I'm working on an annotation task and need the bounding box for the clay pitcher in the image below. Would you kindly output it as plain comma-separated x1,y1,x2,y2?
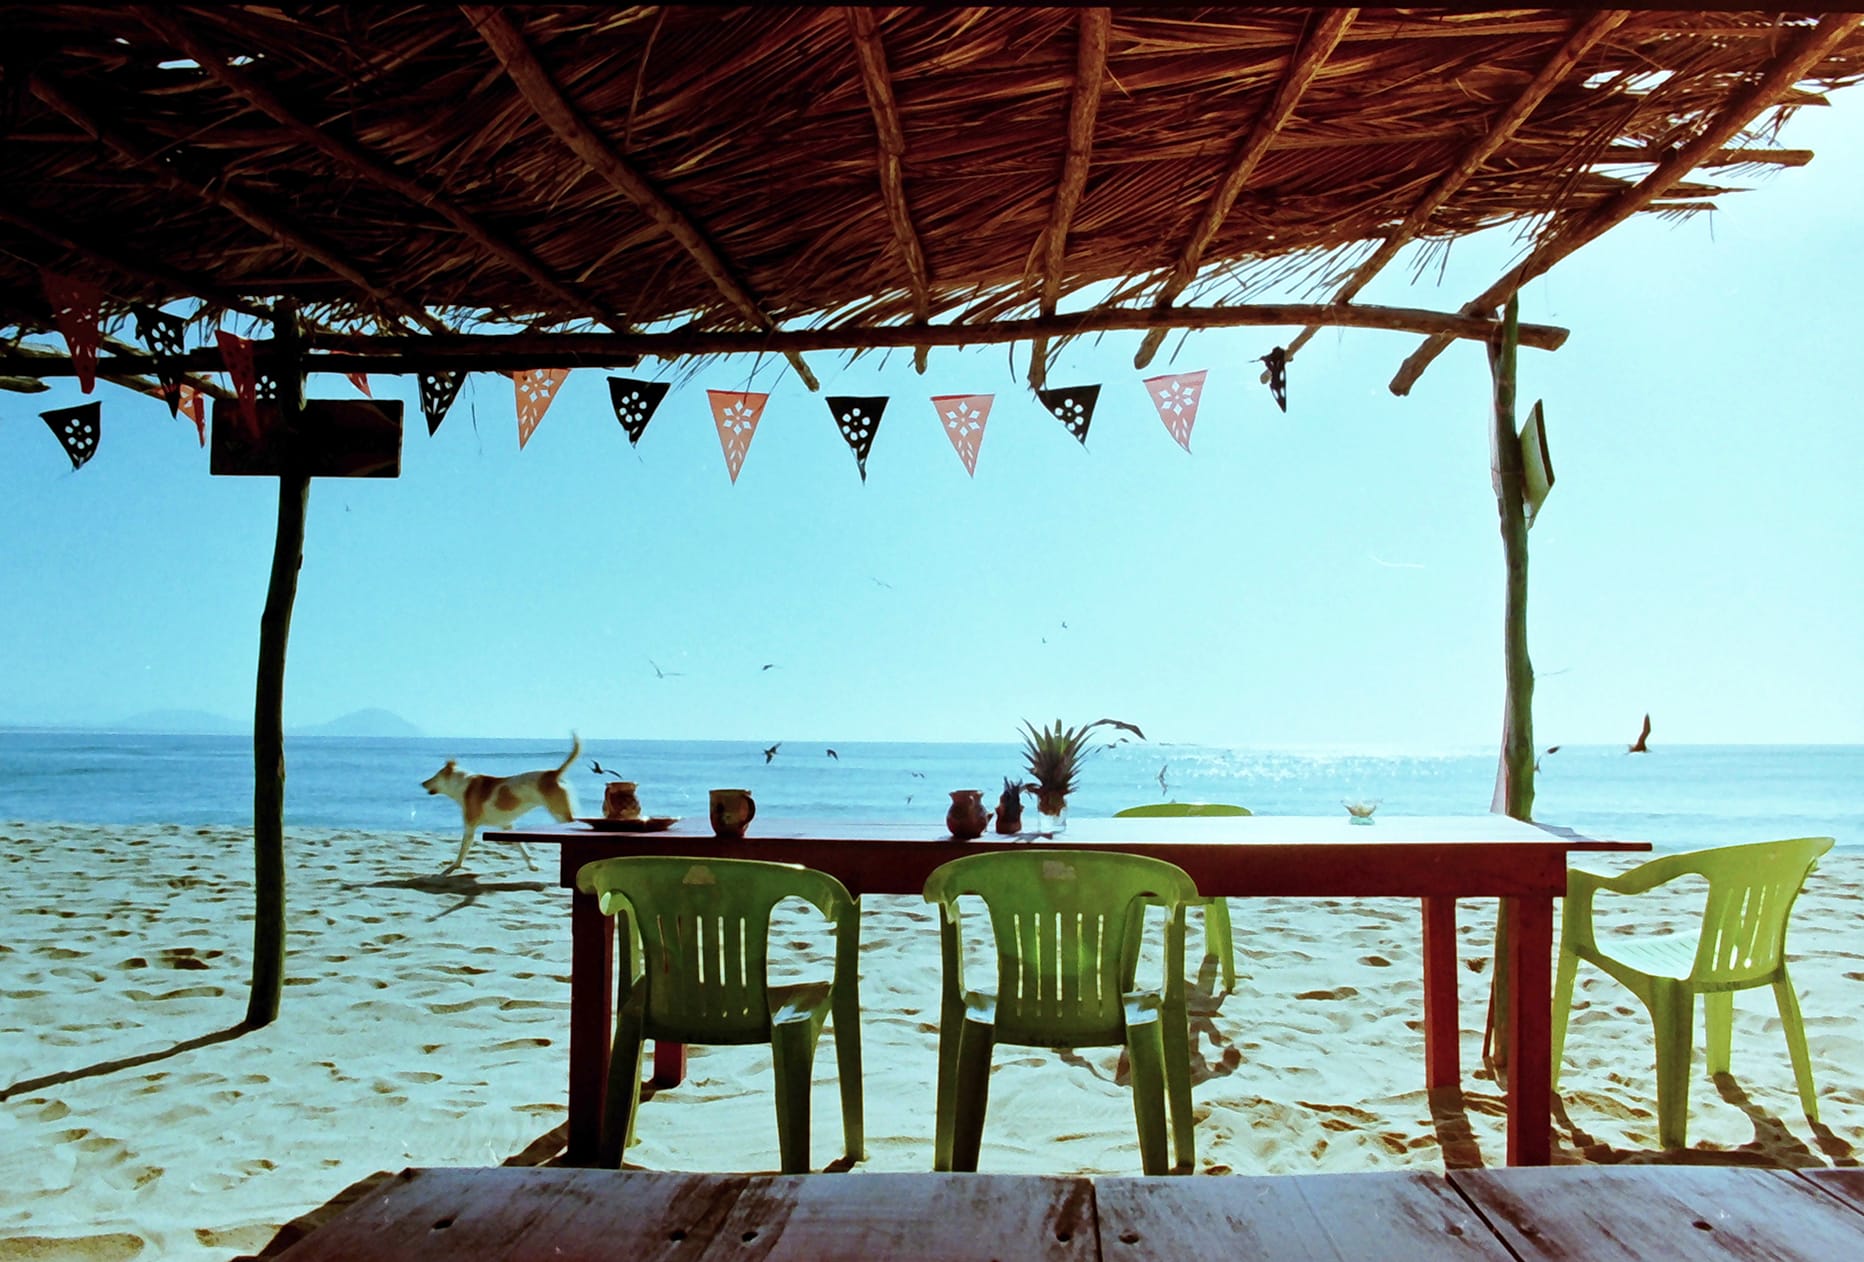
946,789,991,840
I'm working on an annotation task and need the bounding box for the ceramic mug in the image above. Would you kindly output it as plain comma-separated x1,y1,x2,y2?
710,788,756,838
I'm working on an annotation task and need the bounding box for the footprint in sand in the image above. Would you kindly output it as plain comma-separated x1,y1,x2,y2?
0,1233,148,1261
1293,986,1359,1001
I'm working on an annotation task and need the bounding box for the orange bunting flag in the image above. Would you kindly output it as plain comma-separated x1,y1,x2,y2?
41,270,103,394
347,371,373,397
513,368,569,448
931,393,993,476
216,330,260,436
706,389,768,483
176,384,207,445
1143,370,1207,452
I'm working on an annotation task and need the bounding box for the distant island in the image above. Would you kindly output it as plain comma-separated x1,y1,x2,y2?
88,707,425,738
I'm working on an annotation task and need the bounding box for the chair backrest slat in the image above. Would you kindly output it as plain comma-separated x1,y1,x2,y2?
1679,837,1833,986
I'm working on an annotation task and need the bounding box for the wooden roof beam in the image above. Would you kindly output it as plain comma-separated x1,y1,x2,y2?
1390,12,1862,396
1132,8,1355,370
129,6,634,336
1282,10,1627,365
0,203,274,320
2,300,1568,379
29,72,447,335
463,5,819,390
1027,7,1110,391
845,7,933,374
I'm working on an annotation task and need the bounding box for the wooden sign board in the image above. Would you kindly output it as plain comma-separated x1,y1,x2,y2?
211,399,402,477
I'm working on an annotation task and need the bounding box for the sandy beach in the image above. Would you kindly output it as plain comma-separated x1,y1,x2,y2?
2,821,1858,1260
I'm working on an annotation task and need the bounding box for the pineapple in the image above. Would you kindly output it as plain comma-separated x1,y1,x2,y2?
1018,716,1144,816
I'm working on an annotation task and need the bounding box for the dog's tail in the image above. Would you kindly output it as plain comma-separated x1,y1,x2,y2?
556,731,582,776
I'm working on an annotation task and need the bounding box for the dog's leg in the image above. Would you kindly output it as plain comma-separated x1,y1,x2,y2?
514,837,537,871
443,824,475,874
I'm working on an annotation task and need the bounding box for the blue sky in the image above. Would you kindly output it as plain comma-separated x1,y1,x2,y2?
3,104,1860,749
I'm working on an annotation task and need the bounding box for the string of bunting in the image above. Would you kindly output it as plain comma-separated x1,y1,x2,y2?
13,324,1301,477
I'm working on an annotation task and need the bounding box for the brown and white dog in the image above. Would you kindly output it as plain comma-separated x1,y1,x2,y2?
421,734,580,874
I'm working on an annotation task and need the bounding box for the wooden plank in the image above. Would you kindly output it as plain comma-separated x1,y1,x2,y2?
1096,1171,1510,1260
705,1173,1097,1262
273,1168,746,1262
1798,1168,1864,1217
1453,1167,1864,1261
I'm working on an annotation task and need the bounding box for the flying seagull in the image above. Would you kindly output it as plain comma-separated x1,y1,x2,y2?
1628,714,1651,754
826,749,839,760
909,770,925,779
761,663,778,671
763,742,781,763
590,759,622,777
1157,762,1169,795
648,658,685,679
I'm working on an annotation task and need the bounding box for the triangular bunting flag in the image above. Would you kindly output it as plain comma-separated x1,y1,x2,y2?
1035,384,1100,446
1259,346,1287,412
41,401,100,470
706,389,768,483
1143,370,1207,452
41,270,102,394
826,395,886,481
216,330,260,436
608,377,669,446
419,371,463,436
131,305,186,417
176,384,206,445
513,368,569,448
931,393,993,476
347,371,373,398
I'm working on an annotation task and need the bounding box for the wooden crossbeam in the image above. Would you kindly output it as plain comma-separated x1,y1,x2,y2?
1390,11,1863,396
463,5,820,390
8,335,230,402
29,72,447,335
845,7,933,373
1028,7,1111,391
1132,8,1355,370
1282,11,1627,364
131,6,635,335
0,203,273,320
0,300,1568,380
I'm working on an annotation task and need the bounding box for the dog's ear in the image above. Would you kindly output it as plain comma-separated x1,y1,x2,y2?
443,759,457,771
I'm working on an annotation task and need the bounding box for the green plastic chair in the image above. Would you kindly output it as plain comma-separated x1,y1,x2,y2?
1552,836,1834,1150
575,856,864,1173
1115,802,1248,992
922,850,1200,1175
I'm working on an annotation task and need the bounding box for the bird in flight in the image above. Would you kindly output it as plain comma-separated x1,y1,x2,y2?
909,770,925,779
870,576,893,589
648,658,685,679
1628,715,1651,754
763,742,781,763
1157,762,1169,795
825,749,839,760
761,663,778,671
590,759,622,777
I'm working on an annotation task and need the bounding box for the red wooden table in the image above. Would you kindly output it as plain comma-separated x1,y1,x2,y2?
489,815,1645,1167
270,1166,1864,1260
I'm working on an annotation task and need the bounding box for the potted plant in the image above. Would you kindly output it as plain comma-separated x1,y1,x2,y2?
1018,716,1144,834
994,776,1028,835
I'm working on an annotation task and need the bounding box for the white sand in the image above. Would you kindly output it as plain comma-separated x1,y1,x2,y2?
2,822,1858,1260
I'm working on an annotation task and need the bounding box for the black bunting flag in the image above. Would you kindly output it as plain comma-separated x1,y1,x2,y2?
607,377,670,446
1035,383,1100,446
132,306,187,418
41,401,100,470
419,371,464,436
1259,346,1288,413
826,395,887,481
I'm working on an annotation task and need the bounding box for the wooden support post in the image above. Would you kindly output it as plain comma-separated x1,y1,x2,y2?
1484,295,1536,1075
245,307,310,1028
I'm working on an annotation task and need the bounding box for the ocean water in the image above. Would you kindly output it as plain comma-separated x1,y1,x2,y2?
0,732,1855,852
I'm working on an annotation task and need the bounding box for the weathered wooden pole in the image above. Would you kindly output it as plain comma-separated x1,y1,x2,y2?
245,306,310,1028
1484,294,1536,1074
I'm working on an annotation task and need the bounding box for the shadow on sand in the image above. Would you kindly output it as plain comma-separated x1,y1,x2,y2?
363,871,553,918
1549,1074,1856,1167
0,1020,253,1102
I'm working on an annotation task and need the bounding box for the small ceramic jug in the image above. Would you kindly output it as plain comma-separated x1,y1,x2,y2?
603,781,641,821
947,789,991,840
710,788,756,838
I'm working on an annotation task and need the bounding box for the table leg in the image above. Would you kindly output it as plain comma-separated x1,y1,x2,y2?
652,1041,687,1087
1503,894,1553,1166
567,886,614,1166
1421,897,1459,1089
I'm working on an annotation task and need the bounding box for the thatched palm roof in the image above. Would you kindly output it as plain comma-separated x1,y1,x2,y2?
3,6,1862,392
